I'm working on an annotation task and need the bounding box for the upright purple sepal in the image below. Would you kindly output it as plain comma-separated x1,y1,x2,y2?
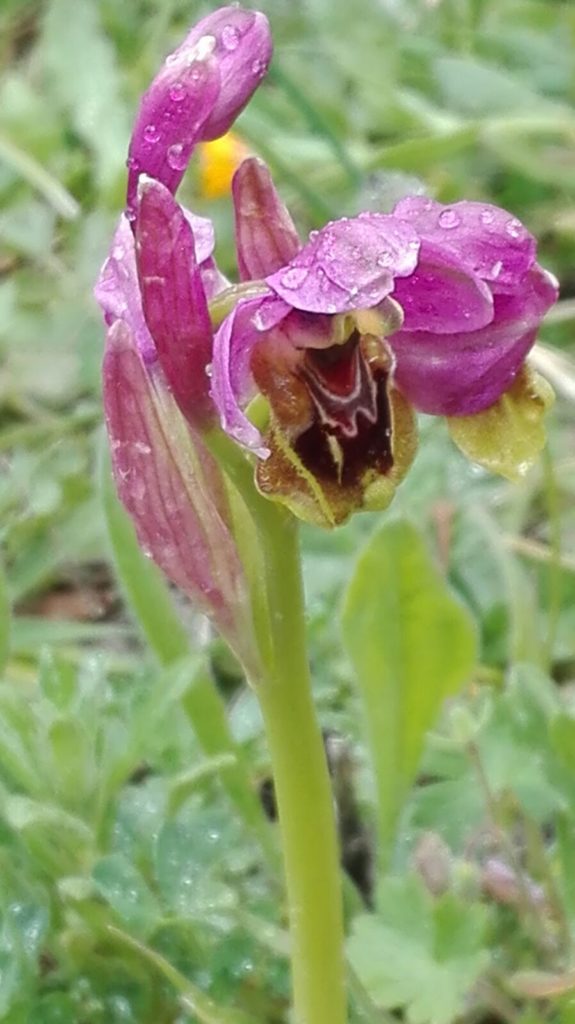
233,157,300,279
136,177,214,425
126,6,272,217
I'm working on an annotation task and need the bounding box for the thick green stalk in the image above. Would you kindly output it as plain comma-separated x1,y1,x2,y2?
257,516,347,1024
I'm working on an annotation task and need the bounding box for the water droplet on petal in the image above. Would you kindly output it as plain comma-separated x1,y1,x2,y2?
506,217,522,239
221,24,240,50
144,124,160,144
490,259,503,279
251,58,266,76
438,208,460,229
280,267,308,289
167,143,187,170
112,245,125,261
377,250,393,268
205,362,213,378
169,82,186,103
480,207,495,225
126,155,139,171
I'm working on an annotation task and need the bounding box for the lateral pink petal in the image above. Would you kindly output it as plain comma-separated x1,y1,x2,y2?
233,158,300,280
136,178,214,426
211,293,289,455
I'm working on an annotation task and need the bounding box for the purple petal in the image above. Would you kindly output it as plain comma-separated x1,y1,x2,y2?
182,8,272,142
126,7,272,216
127,49,220,220
103,319,251,649
390,266,558,415
233,157,300,280
180,207,216,264
211,293,290,455
95,216,157,363
393,196,536,289
391,240,494,334
267,213,420,314
135,178,214,426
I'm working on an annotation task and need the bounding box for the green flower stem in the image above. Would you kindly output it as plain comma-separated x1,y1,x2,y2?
206,429,347,1024
256,515,347,1024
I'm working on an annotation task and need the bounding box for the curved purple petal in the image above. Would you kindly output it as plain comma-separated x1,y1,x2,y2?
126,7,271,217
390,266,558,415
267,213,420,314
391,240,494,334
127,50,220,220
183,8,272,142
233,157,300,280
135,177,214,427
211,293,292,455
393,196,536,289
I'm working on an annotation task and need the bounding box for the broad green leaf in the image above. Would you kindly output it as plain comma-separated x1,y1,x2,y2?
341,518,477,864
93,854,161,937
448,366,555,481
348,875,489,1024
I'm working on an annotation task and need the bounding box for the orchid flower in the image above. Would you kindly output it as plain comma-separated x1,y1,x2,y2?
211,160,558,525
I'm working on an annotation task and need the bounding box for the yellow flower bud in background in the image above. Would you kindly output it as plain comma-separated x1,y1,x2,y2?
199,133,251,199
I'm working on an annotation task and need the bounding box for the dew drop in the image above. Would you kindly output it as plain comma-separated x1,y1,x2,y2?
438,208,460,229
169,82,186,103
506,217,522,239
167,143,187,170
205,362,213,378
221,24,240,50
280,267,308,289
490,259,503,279
480,207,495,225
126,206,137,223
112,245,125,261
251,58,266,76
377,250,393,268
126,155,139,171
144,123,160,144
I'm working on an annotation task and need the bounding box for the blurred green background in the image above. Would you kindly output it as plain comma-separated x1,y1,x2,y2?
1,0,575,1022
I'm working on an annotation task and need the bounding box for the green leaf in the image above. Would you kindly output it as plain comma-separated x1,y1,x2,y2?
448,366,555,482
341,518,477,865
434,56,554,117
41,0,129,188
93,854,161,937
48,717,96,809
0,554,10,674
348,875,489,1024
